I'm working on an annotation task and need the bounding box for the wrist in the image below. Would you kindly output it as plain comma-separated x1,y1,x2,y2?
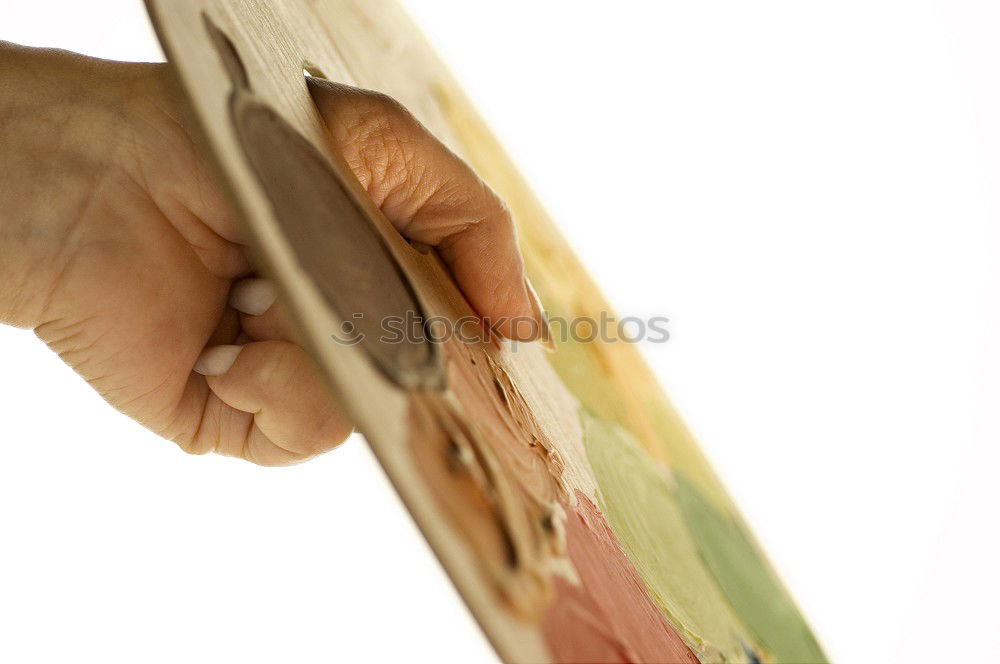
0,42,138,327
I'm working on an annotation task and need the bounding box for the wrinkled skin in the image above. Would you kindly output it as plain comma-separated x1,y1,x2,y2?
0,43,545,465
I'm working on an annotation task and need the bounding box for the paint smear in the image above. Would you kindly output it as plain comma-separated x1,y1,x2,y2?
436,78,823,660
406,324,703,661
675,475,827,663
581,408,757,662
436,84,738,517
543,490,699,664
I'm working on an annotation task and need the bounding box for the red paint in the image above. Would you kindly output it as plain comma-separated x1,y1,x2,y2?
543,491,698,664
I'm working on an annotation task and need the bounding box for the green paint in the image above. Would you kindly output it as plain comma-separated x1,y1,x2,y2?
581,408,754,663
528,279,825,661
538,306,737,517
675,475,827,663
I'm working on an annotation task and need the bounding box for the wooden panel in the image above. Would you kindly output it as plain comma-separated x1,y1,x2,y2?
144,2,825,662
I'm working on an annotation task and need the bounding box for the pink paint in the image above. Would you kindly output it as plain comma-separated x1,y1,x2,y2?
543,491,698,664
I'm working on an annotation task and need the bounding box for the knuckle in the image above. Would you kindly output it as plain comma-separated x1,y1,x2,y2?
335,91,425,199
484,188,513,225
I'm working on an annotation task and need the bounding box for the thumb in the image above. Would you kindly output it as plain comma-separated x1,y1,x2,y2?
308,79,550,344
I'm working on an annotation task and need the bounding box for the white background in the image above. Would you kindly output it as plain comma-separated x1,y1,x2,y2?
2,1,999,662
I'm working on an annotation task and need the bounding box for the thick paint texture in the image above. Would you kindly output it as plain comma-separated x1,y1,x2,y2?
581,408,757,663
407,335,703,661
675,476,827,663
543,491,699,664
437,61,824,663
443,86,737,517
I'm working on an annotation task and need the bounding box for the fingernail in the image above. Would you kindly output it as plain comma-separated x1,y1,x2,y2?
229,278,277,316
193,344,243,376
523,276,556,351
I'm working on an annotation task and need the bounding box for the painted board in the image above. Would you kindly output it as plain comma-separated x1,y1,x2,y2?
144,1,827,662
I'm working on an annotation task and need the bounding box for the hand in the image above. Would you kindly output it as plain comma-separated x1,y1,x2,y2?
0,43,546,465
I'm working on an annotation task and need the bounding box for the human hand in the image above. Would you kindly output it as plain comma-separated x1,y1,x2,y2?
0,43,546,465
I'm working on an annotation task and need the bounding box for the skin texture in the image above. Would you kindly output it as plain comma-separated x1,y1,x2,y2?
0,42,545,465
